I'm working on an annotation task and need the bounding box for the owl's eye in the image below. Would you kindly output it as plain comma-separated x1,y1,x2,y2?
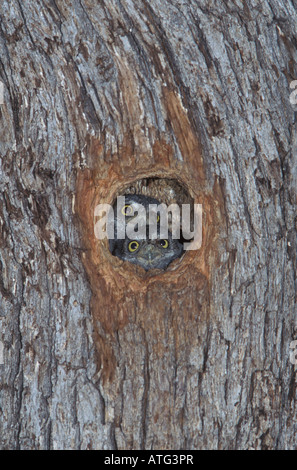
128,241,140,252
159,239,169,248
121,205,133,216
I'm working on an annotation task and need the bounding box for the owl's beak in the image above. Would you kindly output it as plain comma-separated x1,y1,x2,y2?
139,244,160,265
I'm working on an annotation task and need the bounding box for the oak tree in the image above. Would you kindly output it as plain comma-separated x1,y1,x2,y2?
0,0,296,450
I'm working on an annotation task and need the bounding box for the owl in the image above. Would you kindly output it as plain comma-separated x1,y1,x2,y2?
110,226,184,271
109,194,184,271
108,194,161,247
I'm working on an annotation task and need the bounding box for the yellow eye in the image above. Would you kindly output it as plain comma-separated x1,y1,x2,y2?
121,204,133,216
128,241,139,252
159,239,169,248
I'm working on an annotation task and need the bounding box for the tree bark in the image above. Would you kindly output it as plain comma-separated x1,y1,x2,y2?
0,0,296,450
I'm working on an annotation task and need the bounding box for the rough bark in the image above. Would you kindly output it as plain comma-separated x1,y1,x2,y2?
0,0,297,450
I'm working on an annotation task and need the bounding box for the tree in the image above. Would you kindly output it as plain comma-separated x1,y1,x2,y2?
0,0,296,450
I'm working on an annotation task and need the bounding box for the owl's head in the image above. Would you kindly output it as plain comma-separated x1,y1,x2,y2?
111,231,184,271
114,193,161,224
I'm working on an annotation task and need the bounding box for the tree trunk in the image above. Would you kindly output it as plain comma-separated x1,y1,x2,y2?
0,0,296,450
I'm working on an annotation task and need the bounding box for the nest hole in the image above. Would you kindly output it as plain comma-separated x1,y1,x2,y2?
108,177,195,272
